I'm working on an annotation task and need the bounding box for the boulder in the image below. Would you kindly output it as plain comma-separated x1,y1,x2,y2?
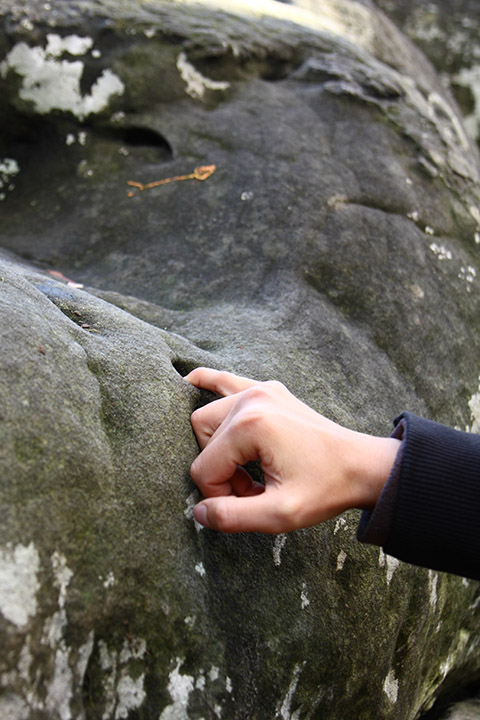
1,1,480,718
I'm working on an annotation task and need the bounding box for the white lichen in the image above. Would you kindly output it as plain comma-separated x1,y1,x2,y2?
333,517,348,534
0,694,29,719
209,666,220,682
98,641,117,720
103,571,116,589
45,647,73,720
469,595,480,611
468,377,480,433
41,552,75,720
51,551,73,609
42,609,66,649
336,550,347,571
0,158,20,199
429,242,452,260
114,673,146,719
439,630,471,680
428,571,438,610
379,550,400,585
21,18,34,32
0,37,124,119
176,51,230,99
194,562,206,577
458,265,477,289
383,670,399,704
119,636,146,664
300,581,310,609
159,658,195,720
184,492,204,532
98,637,147,719
273,534,287,566
0,543,40,628
277,663,305,720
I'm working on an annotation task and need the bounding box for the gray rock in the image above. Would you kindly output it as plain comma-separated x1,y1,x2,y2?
372,0,480,145
445,698,480,720
1,1,480,718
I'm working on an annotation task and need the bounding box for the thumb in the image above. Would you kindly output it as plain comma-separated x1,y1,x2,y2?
193,491,295,534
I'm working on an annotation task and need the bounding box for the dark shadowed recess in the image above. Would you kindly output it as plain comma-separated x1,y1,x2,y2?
419,677,480,719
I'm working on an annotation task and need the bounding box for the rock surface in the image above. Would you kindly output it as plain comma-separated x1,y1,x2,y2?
445,698,480,720
373,0,480,145
1,1,480,718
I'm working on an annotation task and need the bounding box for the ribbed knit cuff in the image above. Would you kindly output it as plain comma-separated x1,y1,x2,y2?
358,412,480,580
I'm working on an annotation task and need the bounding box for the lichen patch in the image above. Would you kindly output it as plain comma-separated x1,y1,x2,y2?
176,51,230,99
0,158,20,201
379,550,400,585
429,242,452,260
114,673,146,720
0,38,124,119
336,550,347,571
383,669,399,704
160,657,195,720
277,662,305,720
428,571,438,610
468,377,480,432
0,542,40,628
300,581,310,609
273,533,287,566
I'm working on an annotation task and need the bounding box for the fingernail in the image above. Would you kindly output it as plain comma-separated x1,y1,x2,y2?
194,503,208,527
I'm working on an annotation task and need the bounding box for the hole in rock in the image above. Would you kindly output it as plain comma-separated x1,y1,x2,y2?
172,358,197,377
419,677,480,719
98,125,173,157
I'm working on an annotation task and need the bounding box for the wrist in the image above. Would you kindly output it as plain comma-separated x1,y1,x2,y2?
347,432,401,511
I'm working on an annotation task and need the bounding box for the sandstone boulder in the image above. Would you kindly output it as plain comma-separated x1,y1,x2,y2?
1,1,480,718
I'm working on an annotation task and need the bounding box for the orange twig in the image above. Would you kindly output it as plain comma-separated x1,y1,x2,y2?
127,164,216,197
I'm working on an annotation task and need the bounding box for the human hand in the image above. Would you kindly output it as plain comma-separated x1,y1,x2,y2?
185,368,400,533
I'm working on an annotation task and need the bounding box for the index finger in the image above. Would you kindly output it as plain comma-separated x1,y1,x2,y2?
184,367,258,397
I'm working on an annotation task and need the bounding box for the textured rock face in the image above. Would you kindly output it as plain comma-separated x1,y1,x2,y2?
373,0,480,146
1,1,480,718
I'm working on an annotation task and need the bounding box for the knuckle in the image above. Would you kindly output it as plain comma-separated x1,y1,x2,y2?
243,380,286,403
233,407,264,434
264,380,286,393
214,370,232,392
190,455,204,485
274,496,302,532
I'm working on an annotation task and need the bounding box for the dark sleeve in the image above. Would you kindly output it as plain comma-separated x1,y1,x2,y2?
357,411,480,581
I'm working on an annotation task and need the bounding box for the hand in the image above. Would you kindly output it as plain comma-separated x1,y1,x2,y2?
185,368,400,534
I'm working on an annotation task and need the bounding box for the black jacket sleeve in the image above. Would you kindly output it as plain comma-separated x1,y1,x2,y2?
357,412,480,581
